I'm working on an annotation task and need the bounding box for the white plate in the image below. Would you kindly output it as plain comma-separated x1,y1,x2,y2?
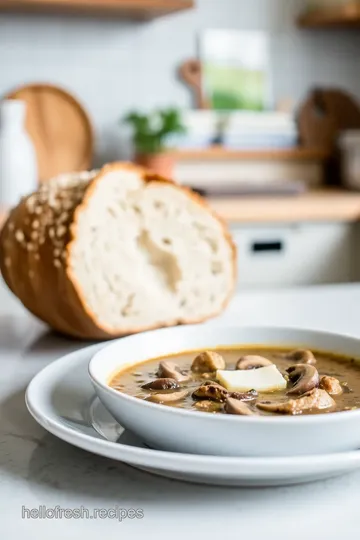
26,342,360,487
89,325,360,457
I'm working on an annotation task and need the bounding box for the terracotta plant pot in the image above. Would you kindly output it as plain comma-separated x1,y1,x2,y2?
135,153,174,178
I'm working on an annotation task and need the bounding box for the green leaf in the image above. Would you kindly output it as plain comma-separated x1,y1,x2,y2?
122,107,186,155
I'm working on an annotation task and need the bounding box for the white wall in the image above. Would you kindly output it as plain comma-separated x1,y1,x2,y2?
1,0,360,164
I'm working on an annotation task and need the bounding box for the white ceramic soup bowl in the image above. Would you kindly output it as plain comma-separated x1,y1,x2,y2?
89,325,360,457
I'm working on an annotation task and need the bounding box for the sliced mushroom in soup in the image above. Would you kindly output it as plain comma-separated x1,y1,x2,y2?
109,346,360,415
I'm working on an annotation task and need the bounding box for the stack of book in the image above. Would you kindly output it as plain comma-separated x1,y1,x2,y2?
170,111,298,150
223,112,298,150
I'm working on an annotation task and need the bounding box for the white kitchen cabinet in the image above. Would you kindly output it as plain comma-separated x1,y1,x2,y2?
231,222,358,288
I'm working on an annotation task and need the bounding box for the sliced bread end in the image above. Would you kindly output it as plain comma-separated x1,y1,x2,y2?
67,163,236,335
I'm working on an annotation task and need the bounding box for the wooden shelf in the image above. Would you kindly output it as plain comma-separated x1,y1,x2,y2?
168,147,329,162
298,2,360,28
209,189,360,224
0,0,194,19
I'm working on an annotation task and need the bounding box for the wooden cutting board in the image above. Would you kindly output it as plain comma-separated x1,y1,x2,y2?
298,88,360,150
5,83,94,182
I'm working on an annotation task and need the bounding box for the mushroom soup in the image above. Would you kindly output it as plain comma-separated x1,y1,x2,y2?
109,347,360,416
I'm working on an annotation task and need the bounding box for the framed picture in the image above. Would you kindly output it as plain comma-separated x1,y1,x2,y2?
200,30,272,111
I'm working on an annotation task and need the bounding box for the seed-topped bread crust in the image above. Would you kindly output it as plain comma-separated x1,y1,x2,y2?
0,162,236,339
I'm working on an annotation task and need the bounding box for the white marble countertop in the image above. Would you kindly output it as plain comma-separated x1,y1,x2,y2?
2,277,360,538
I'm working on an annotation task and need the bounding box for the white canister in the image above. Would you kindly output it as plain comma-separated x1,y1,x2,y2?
339,130,360,190
0,99,38,209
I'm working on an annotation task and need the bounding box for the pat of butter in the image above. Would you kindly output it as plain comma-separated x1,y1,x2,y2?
216,365,287,393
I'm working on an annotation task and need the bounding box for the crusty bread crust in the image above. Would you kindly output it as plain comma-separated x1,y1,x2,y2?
0,162,236,339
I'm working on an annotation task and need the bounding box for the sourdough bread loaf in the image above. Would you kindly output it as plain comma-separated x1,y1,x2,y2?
0,163,236,339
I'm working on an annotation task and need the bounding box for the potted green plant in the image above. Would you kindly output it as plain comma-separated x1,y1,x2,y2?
123,108,186,177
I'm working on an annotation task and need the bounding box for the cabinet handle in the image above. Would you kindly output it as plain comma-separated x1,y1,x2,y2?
251,241,284,253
